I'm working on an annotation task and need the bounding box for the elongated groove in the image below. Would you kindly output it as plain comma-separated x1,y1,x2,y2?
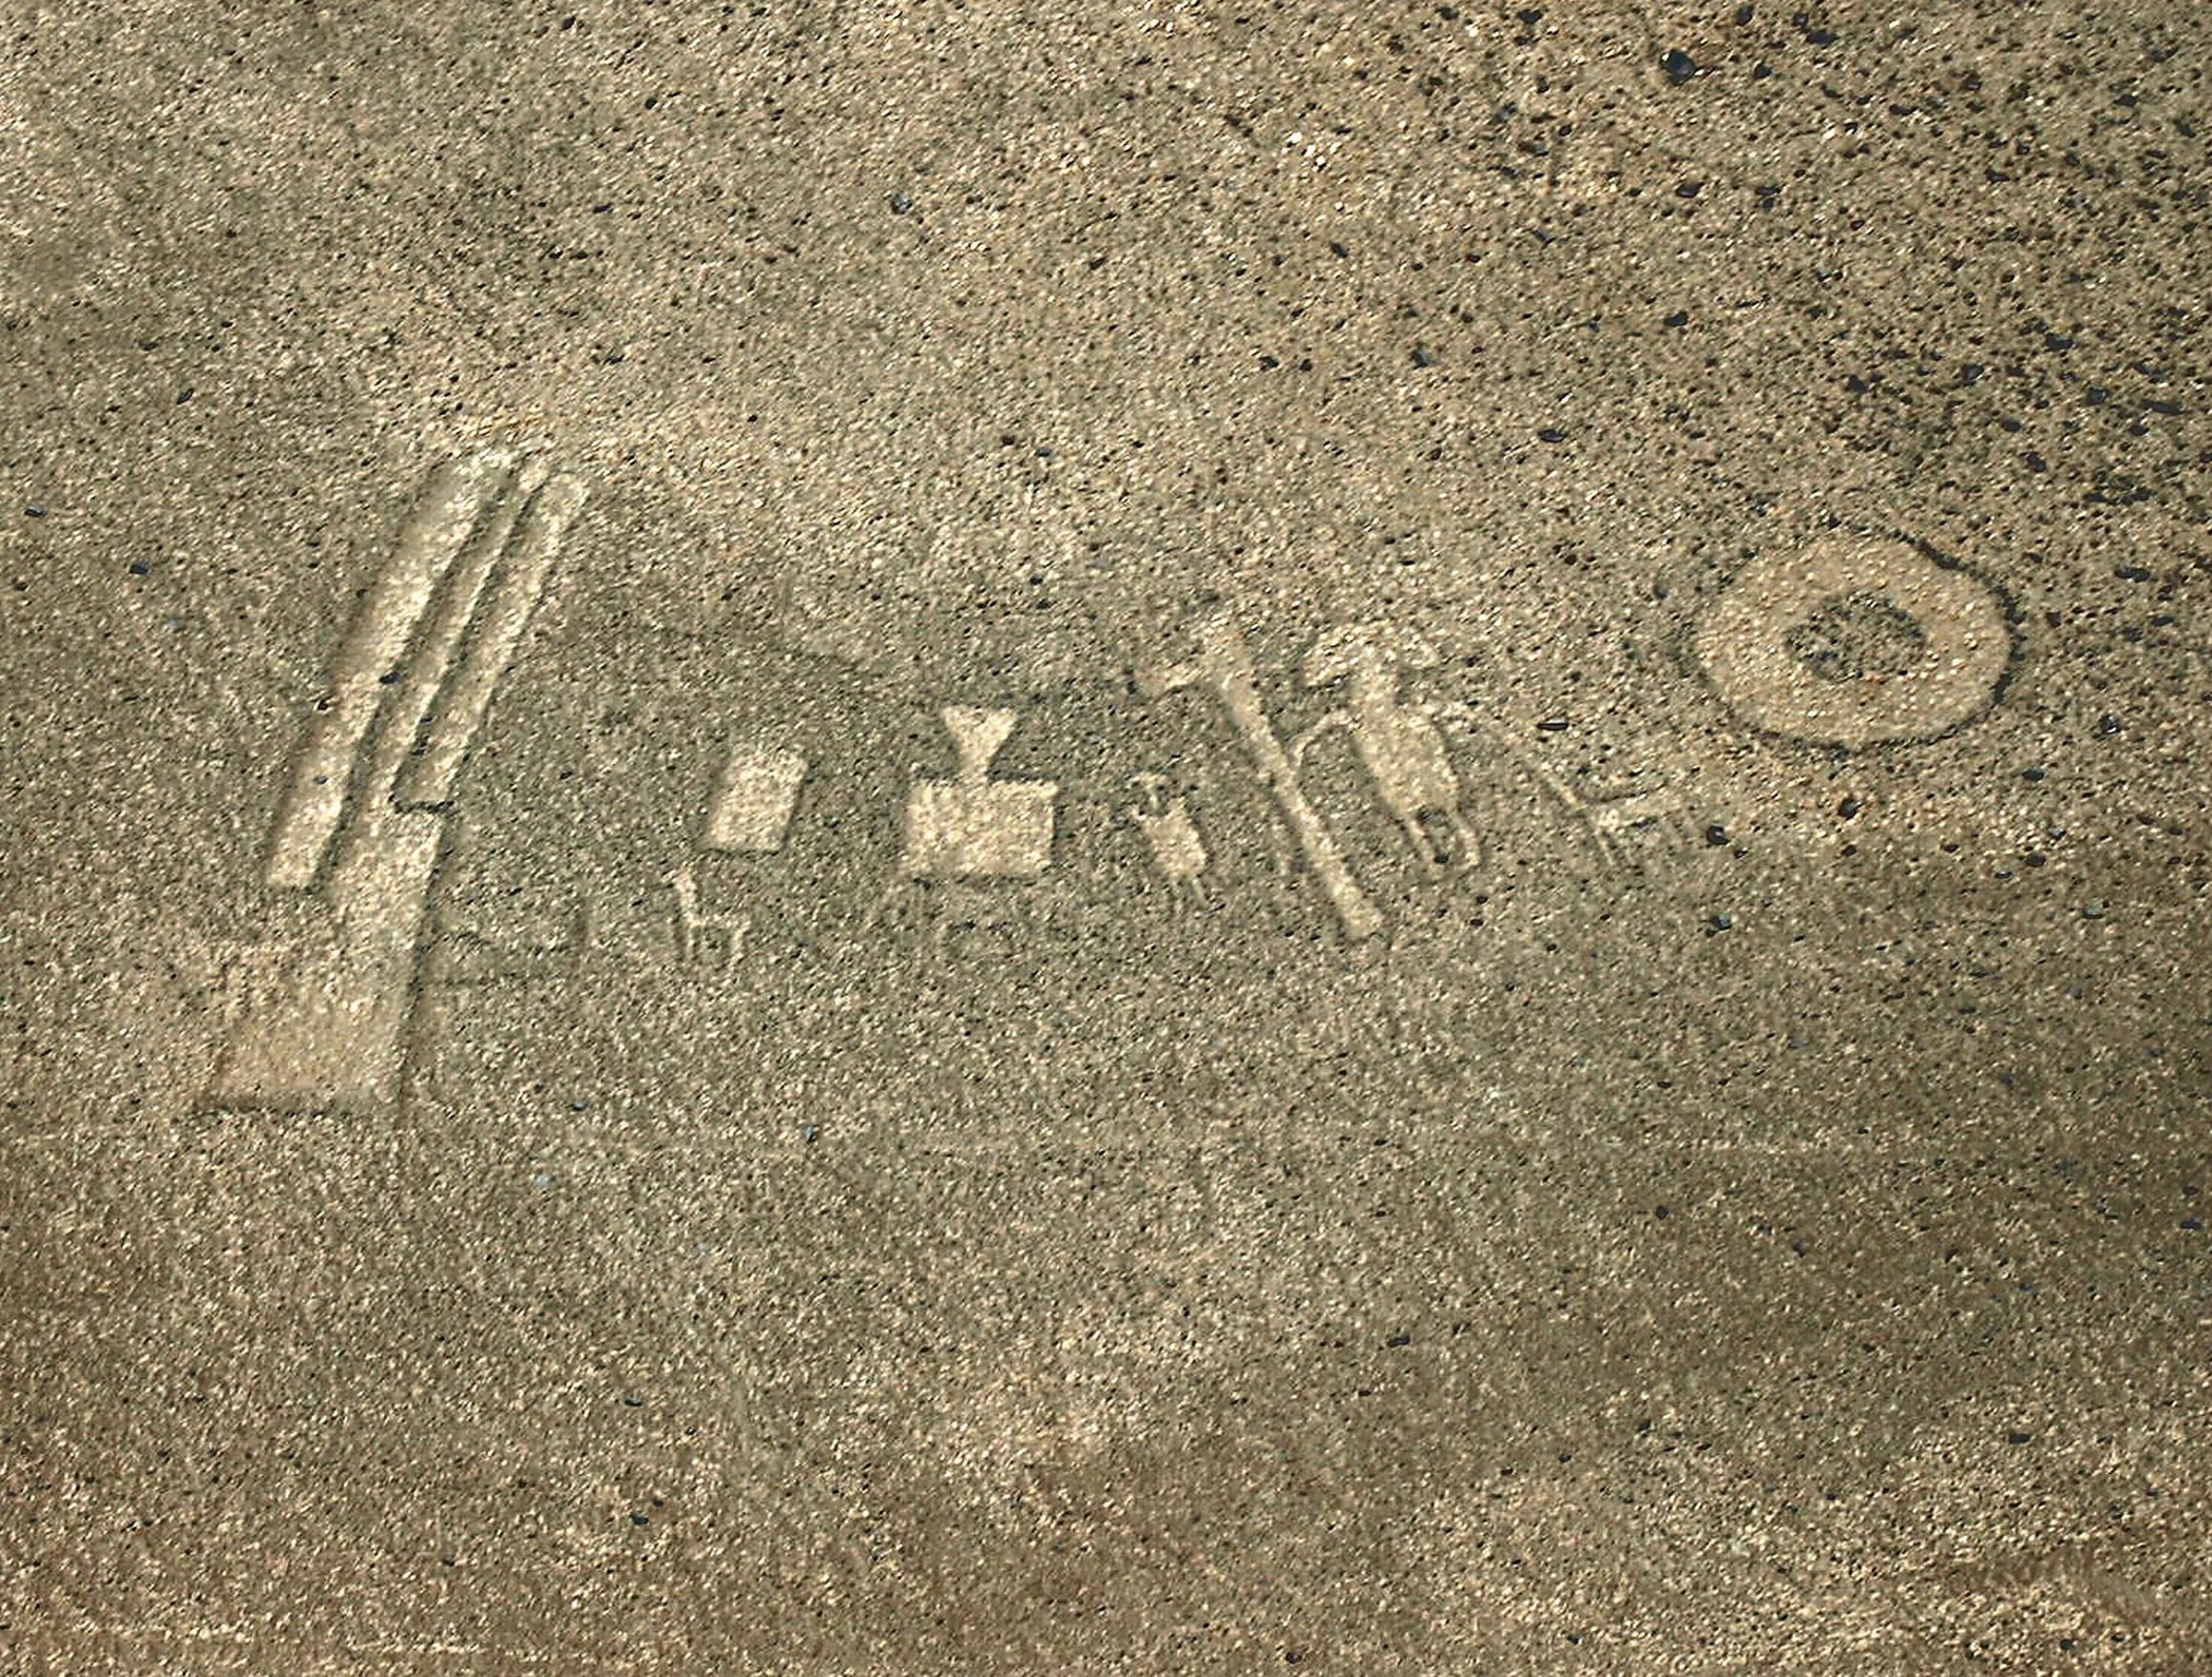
359,455,551,812
262,450,517,889
396,474,588,809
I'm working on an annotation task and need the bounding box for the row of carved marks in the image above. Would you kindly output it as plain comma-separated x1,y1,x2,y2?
1136,614,1689,940
207,455,2017,1111
660,629,1685,967
658,535,2016,952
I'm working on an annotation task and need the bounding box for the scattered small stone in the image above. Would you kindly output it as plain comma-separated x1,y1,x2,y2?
887,192,914,214
1536,427,1567,443
1704,823,1728,846
1660,48,1699,84
1536,716,1570,731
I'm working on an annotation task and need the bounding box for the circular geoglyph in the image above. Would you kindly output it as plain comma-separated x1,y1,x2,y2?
1696,538,2011,748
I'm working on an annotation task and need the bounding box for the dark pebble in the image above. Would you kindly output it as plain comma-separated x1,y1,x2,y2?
1660,48,1698,83
888,192,914,214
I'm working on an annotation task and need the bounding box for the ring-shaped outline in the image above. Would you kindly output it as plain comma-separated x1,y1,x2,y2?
1695,539,2011,748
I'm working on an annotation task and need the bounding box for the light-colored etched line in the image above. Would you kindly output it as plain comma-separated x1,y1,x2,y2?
395,474,588,809
262,450,517,890
359,455,550,812
1140,616,1384,940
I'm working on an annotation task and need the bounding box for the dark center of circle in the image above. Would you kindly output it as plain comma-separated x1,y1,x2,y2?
1783,591,1928,683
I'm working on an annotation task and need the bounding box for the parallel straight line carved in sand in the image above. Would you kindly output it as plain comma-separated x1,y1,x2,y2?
211,449,588,1113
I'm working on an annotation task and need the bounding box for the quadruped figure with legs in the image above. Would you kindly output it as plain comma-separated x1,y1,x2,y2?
1291,622,1482,872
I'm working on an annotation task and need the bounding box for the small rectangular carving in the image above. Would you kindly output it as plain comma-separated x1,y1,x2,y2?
703,742,807,852
902,779,1058,879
